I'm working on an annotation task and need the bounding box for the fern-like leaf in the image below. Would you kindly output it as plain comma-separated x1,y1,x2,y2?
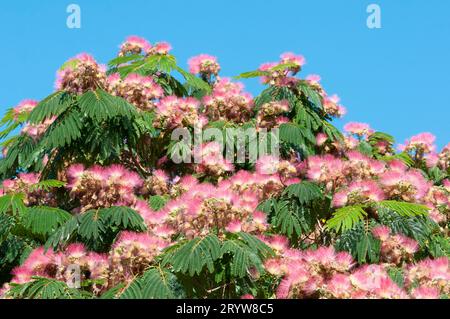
282,181,322,204
78,89,136,122
377,200,429,217
326,205,367,233
162,234,222,276
28,91,72,124
6,277,86,299
22,206,72,237
120,267,177,299
100,206,146,231
0,193,27,216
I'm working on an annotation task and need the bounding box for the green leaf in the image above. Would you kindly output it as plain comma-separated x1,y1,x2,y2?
78,210,106,241
39,108,82,149
326,205,367,233
357,141,373,156
282,181,322,204
149,195,169,211
279,122,315,148
6,277,86,299
99,283,125,299
108,54,143,67
44,215,80,250
271,200,317,237
233,70,269,80
381,152,414,167
335,223,380,264
120,268,177,299
377,200,429,217
0,213,15,242
427,235,450,258
377,209,434,244
298,82,323,109
78,89,137,122
221,234,272,278
163,235,222,276
28,180,66,192
22,206,72,237
28,92,72,124
387,267,405,287
369,131,395,144
100,206,146,231
0,193,27,216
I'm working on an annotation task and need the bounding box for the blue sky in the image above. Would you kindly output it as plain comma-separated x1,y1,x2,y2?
0,0,449,148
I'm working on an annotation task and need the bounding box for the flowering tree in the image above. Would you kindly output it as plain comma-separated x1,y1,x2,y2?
0,36,448,299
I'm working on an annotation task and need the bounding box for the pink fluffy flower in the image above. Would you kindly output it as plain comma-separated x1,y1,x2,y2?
344,122,373,138
202,78,254,123
148,42,172,55
13,99,38,118
188,54,220,76
119,35,152,56
55,53,107,94
399,132,436,157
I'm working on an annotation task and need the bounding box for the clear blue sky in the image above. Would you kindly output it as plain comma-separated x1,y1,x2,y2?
0,0,449,148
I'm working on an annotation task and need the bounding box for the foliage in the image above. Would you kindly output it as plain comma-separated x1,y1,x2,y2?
0,36,448,300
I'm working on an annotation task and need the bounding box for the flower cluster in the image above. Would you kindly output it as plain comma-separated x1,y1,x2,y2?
13,99,38,119
188,54,221,78
259,52,305,87
142,169,170,196
322,94,347,118
55,53,107,94
344,122,373,140
66,164,143,212
163,182,267,239
256,155,300,182
3,245,109,294
406,257,450,297
119,36,152,56
1,173,56,206
265,243,448,299
154,96,204,130
108,231,169,286
107,73,164,110
332,180,385,207
372,226,418,265
21,116,56,140
307,152,432,204
438,143,450,170
256,100,290,129
193,142,234,178
3,235,172,296
202,78,254,123
379,161,430,202
399,132,436,161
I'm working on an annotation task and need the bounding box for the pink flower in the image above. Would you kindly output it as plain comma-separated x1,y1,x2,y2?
188,54,220,75
13,99,38,117
399,132,436,155
316,133,328,146
225,220,242,233
119,35,152,56
280,52,306,68
151,42,172,55
411,286,440,299
344,122,372,138
372,225,391,241
306,74,321,85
